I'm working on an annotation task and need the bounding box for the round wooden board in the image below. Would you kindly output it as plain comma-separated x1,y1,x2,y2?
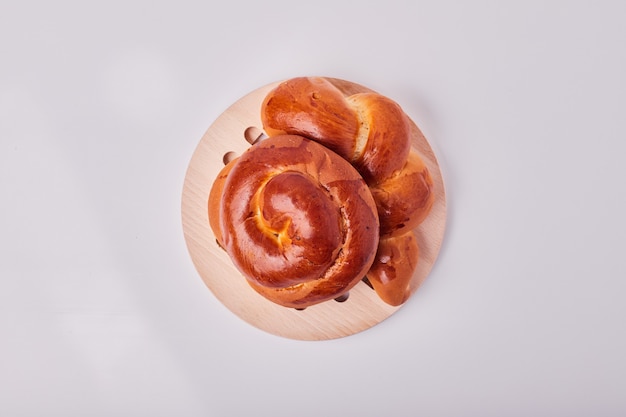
181,78,447,340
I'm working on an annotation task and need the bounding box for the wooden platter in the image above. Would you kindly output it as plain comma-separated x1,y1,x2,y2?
181,78,447,340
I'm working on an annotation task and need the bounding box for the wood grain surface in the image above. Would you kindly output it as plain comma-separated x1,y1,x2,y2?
181,78,447,340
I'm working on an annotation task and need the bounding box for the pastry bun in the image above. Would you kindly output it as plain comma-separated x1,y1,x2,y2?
209,134,379,308
260,77,435,305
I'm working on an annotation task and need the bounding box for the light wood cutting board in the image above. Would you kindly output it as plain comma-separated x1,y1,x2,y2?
181,78,447,340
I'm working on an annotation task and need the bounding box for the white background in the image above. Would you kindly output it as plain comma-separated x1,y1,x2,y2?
1,1,625,416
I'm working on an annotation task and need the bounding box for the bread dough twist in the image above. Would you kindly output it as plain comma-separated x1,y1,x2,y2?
261,77,435,305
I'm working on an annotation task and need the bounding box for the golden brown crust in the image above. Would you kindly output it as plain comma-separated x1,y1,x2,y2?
259,77,436,306
261,77,414,185
346,93,411,184
369,151,435,236
208,159,237,246
260,77,358,159
366,231,419,306
216,135,379,308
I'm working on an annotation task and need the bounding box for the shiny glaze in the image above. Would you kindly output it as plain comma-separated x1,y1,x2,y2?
370,151,435,236
347,93,411,184
245,171,342,286
260,77,436,306
217,135,379,308
367,232,419,306
261,77,413,186
261,77,358,159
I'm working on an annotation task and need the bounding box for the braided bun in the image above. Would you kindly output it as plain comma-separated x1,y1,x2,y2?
208,134,379,308
262,77,411,185
261,77,434,305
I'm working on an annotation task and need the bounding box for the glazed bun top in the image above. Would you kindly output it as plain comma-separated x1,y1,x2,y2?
261,77,411,185
209,134,380,308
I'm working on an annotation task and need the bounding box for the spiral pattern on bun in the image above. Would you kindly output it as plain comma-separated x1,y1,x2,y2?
209,135,379,308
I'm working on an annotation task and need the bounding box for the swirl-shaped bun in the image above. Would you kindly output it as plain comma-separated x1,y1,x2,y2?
209,134,380,308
